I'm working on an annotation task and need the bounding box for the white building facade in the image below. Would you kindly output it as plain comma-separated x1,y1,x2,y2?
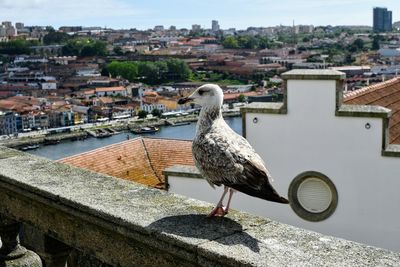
165,70,400,251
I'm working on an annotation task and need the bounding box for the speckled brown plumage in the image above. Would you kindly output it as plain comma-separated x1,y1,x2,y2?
189,84,288,204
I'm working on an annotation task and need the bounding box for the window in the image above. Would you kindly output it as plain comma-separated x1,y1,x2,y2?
288,171,338,222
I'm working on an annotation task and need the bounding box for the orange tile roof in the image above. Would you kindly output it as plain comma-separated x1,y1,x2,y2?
95,86,126,92
58,137,194,189
84,89,95,95
83,87,126,95
223,91,260,101
344,77,400,144
98,97,113,104
142,138,194,182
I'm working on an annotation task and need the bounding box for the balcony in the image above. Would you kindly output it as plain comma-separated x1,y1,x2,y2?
0,146,399,266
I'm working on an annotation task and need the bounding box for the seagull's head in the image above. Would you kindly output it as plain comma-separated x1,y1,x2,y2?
178,84,223,108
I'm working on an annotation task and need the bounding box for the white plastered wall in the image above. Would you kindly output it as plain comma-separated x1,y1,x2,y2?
169,79,400,251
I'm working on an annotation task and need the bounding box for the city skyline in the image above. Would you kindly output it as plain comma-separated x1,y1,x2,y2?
0,0,399,30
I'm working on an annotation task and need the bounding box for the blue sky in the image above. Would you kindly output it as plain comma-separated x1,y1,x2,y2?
0,0,399,30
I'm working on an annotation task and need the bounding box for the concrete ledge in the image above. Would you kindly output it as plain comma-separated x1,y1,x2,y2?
336,104,392,118
1,147,400,266
240,102,286,115
382,144,400,157
281,69,346,80
163,165,203,179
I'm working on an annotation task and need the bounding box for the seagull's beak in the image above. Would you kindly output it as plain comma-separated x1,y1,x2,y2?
178,96,193,105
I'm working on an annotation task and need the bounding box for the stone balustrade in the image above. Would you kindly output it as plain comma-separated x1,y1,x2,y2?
1,146,400,266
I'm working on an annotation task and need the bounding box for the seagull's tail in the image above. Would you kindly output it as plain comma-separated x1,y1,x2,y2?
230,183,289,204
261,186,289,204
271,195,290,204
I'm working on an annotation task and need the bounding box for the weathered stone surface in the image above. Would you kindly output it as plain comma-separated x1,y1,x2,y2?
1,250,42,267
0,146,400,266
337,104,392,118
21,225,71,267
0,216,43,267
240,102,286,114
281,69,346,80
197,221,400,267
382,144,400,157
163,165,202,179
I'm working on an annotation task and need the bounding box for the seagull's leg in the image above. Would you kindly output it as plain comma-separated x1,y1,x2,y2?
224,188,236,215
208,186,229,217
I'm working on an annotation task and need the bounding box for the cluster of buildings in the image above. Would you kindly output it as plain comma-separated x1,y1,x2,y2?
0,51,267,136
0,21,18,41
0,21,49,42
0,19,316,45
1,7,400,135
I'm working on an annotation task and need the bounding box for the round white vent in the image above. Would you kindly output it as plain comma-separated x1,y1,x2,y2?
288,171,338,222
297,178,332,213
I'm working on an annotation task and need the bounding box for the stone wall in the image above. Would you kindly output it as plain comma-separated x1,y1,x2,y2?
1,146,400,266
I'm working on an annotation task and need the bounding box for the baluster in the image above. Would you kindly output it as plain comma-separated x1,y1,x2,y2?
0,215,42,267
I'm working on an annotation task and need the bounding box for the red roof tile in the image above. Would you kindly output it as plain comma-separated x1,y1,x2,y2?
95,86,126,92
344,77,400,144
58,137,194,189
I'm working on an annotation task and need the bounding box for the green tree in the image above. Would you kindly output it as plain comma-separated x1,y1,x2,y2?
108,61,138,82
62,43,80,56
238,36,259,49
222,36,239,49
353,39,364,50
138,61,161,84
165,58,191,81
43,31,71,45
138,110,148,119
151,108,162,117
344,53,354,64
106,59,191,84
238,94,246,102
258,36,270,49
372,37,380,50
62,39,85,56
155,61,168,79
92,41,107,56
61,38,107,56
113,46,124,55
0,40,32,55
80,45,97,57
101,66,110,77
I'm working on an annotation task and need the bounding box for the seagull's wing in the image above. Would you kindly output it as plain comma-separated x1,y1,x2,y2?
193,127,288,204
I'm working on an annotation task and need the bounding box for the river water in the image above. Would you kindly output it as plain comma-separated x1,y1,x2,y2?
27,116,242,160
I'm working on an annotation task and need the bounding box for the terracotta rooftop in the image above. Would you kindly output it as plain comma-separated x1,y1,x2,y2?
95,86,126,92
58,137,194,189
223,91,260,101
344,77,400,144
98,97,113,104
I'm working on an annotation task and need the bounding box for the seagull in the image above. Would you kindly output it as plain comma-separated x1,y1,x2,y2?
178,84,289,217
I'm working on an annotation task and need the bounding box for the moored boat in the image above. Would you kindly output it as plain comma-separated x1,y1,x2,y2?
44,139,60,145
171,122,191,127
131,126,159,134
20,144,40,151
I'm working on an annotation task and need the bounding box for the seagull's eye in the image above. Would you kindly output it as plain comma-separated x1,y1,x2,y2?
198,89,205,95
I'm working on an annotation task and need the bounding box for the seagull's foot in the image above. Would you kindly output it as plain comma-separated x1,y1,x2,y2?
207,206,228,217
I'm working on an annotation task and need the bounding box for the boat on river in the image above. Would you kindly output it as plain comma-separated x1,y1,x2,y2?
171,122,191,127
20,144,40,151
44,139,60,145
131,126,159,134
